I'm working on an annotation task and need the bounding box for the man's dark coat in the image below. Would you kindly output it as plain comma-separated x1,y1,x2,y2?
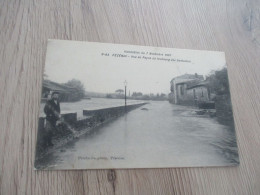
44,99,60,126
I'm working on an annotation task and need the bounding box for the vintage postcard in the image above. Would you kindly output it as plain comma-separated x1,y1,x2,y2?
34,40,239,170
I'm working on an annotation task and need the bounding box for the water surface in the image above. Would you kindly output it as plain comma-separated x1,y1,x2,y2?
37,99,239,169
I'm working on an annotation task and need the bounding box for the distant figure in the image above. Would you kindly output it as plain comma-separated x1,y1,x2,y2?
43,91,61,147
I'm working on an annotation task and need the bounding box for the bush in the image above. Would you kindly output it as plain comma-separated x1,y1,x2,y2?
207,67,230,96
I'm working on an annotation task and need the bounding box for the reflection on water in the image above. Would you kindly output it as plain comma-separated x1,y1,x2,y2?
36,99,239,169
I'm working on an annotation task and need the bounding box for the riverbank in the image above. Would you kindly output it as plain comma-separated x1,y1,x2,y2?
35,101,238,170
35,103,147,163
39,98,146,119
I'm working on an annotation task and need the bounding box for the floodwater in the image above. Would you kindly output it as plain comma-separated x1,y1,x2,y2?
37,99,239,169
40,98,145,118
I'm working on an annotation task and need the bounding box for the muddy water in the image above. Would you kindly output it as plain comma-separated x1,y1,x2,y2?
37,100,239,169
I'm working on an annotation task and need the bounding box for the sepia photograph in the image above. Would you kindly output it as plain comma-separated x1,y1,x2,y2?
34,40,239,170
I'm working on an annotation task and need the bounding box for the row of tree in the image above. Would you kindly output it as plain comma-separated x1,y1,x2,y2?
63,79,85,99
131,92,167,100
44,73,86,100
206,67,230,96
205,67,234,125
107,90,167,101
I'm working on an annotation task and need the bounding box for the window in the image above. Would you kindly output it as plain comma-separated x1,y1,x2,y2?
193,89,196,99
180,85,184,95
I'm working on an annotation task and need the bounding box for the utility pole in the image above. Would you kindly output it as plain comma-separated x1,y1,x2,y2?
124,80,127,111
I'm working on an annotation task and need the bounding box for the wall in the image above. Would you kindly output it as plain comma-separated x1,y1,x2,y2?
35,103,147,159
187,86,209,101
176,85,209,106
168,92,175,103
83,103,147,118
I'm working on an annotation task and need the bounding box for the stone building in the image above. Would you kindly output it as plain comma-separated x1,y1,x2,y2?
169,74,211,106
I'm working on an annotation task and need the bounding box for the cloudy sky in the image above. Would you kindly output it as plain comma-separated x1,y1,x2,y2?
45,40,226,94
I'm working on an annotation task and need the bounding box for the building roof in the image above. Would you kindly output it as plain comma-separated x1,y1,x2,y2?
175,79,209,89
43,80,78,93
186,80,209,89
170,73,204,82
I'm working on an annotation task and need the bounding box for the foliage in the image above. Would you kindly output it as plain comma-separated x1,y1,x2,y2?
206,67,230,96
64,79,85,98
132,92,143,97
106,94,112,98
130,92,167,101
115,89,124,94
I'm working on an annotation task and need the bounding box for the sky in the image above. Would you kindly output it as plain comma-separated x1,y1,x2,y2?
44,40,226,95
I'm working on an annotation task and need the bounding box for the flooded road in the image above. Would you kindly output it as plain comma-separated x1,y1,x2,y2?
37,100,239,169
40,98,145,119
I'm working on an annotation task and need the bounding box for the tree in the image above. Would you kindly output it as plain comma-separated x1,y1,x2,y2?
106,94,112,98
64,79,85,98
207,67,230,95
132,92,143,97
160,93,166,97
115,89,124,94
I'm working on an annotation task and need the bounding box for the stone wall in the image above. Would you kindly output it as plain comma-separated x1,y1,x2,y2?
175,85,209,106
35,103,147,159
35,113,78,158
83,103,147,119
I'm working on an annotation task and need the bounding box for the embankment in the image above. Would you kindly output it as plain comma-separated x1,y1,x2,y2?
35,103,147,161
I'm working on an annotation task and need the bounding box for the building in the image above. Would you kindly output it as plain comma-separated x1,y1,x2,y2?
42,80,81,102
169,73,211,106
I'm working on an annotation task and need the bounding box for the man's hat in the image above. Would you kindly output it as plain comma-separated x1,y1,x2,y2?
51,91,60,96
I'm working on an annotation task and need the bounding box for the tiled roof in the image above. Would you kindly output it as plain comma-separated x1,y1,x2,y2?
187,80,208,89
172,73,204,80
43,80,77,93
175,79,208,89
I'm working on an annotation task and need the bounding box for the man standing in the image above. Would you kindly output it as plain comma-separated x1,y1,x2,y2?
43,91,61,147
